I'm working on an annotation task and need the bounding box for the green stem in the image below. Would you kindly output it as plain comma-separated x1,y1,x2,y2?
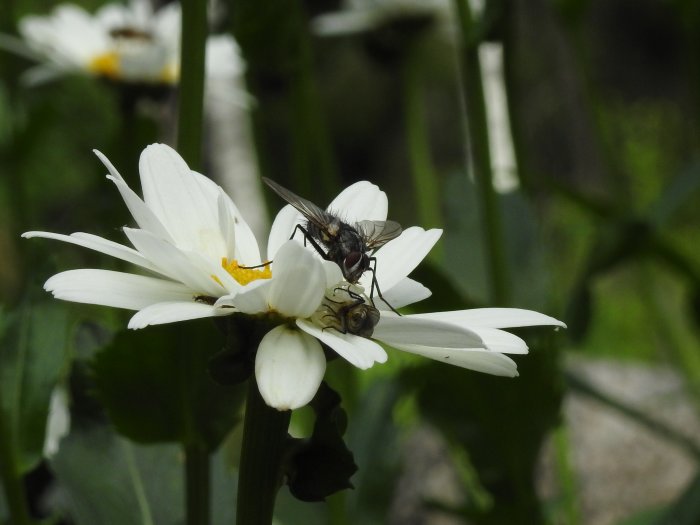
177,0,208,170
453,0,510,305
289,14,339,200
552,424,580,525
185,444,211,525
177,2,210,523
401,41,443,249
236,378,291,525
0,394,34,525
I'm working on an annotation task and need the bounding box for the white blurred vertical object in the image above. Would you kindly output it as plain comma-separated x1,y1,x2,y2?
43,386,70,458
479,42,519,193
204,36,269,247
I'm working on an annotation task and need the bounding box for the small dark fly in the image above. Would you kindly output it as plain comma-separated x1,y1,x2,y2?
263,177,402,308
313,286,381,338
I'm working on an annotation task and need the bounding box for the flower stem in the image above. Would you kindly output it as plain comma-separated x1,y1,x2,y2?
177,0,208,170
185,443,211,525
236,378,291,525
453,0,510,305
177,2,211,523
401,40,443,257
0,392,34,525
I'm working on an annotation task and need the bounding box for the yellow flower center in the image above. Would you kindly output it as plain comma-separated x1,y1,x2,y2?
221,258,272,286
87,51,178,84
88,52,120,79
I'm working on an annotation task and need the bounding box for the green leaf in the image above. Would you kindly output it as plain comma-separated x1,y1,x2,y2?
92,320,245,450
0,301,71,474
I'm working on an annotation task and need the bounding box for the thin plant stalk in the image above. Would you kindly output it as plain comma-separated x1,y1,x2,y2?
177,0,208,170
453,0,510,305
177,0,210,523
401,40,443,260
236,377,291,525
0,392,34,525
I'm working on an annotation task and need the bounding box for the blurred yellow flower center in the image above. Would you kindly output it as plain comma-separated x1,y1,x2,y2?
220,258,272,285
87,51,178,84
88,52,120,78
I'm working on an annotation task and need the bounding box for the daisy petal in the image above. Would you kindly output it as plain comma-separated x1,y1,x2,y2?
297,320,387,369
222,279,271,314
365,227,442,292
123,228,221,296
138,144,222,253
411,308,566,329
328,181,388,223
373,277,431,310
388,343,519,377
267,204,304,259
268,241,325,318
45,269,193,310
255,325,326,410
373,315,484,348
127,300,230,329
21,231,159,272
469,327,528,354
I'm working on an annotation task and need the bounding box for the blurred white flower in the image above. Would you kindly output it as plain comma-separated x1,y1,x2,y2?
23,143,268,328
43,386,70,458
313,0,453,37
12,0,242,87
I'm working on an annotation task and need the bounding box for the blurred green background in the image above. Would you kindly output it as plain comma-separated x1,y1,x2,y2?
1,0,700,524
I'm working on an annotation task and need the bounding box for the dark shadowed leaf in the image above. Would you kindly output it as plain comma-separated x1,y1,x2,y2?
92,320,245,450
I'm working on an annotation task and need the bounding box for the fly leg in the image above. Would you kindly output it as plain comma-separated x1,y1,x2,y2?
291,224,331,261
367,257,400,315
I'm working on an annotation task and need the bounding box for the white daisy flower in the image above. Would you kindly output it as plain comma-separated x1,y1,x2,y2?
312,0,454,37
23,143,269,329
250,180,566,409
13,0,242,87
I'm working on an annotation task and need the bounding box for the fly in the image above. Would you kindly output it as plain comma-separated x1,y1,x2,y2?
263,177,401,310
313,286,380,338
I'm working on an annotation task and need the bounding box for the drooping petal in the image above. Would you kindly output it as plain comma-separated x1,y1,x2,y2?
373,315,485,348
127,300,230,329
328,181,388,223
268,241,325,318
45,269,193,310
267,204,304,259
410,308,566,329
362,227,442,292
297,320,387,369
21,231,159,272
255,325,326,410
387,343,519,377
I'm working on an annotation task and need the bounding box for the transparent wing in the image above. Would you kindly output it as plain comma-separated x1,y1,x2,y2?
356,220,403,249
263,177,333,230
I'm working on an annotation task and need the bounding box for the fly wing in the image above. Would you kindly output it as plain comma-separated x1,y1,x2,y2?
356,220,403,249
263,177,333,229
